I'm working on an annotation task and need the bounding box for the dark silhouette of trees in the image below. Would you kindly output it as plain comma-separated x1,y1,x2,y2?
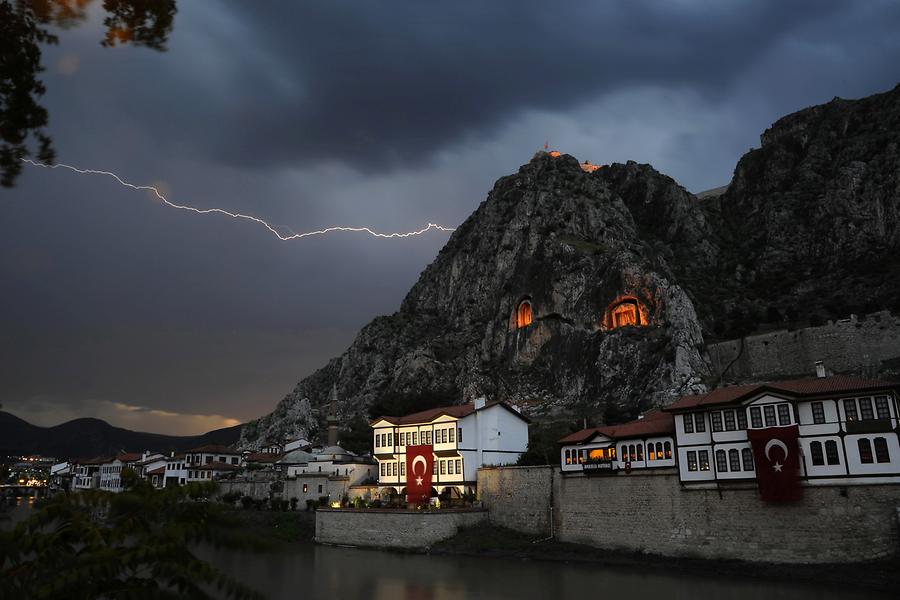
0,0,178,187
0,479,265,599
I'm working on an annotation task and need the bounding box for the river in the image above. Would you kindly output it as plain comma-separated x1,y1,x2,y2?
3,500,888,600
200,543,886,600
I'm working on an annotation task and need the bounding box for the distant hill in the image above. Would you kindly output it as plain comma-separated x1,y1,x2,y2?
0,412,242,459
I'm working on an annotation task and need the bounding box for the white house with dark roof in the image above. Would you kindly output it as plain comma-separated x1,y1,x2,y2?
558,409,676,474
663,374,900,486
370,398,529,498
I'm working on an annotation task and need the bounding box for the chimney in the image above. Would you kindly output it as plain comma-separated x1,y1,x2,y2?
815,361,826,378
474,397,486,410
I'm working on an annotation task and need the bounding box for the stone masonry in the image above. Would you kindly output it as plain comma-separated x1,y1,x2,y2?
477,467,900,563
477,465,553,536
708,311,900,383
315,508,487,549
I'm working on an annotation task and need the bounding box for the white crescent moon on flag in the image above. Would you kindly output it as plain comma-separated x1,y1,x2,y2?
764,438,789,462
412,455,427,476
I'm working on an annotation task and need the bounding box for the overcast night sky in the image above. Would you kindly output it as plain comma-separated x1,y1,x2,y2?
2,1,900,435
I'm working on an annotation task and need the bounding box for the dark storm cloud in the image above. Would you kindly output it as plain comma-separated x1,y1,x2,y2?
4,0,900,434
205,0,851,170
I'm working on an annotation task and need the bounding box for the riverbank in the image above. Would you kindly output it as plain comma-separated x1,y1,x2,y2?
429,523,900,595
227,508,316,544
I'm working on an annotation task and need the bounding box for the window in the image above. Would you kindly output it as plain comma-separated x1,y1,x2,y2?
447,460,454,475
393,462,398,476
858,438,873,464
636,444,644,461
440,461,446,475
777,404,791,426
456,459,462,474
458,428,462,443
874,437,890,463
859,397,874,421
724,410,736,431
698,450,710,471
380,463,385,476
825,440,840,465
716,450,728,472
318,484,323,493
811,402,825,425
648,446,656,461
875,396,891,420
683,414,694,434
400,462,405,475
449,428,455,443
407,432,413,446
763,405,776,427
620,445,627,461
694,414,706,433
750,406,763,428
413,432,418,445
843,399,858,422
656,442,664,460
711,412,723,432
729,449,741,472
664,442,672,459
628,445,636,462
810,441,824,466
565,450,571,465
736,410,747,430
687,451,698,472
741,448,754,471
303,484,308,493
205,456,212,464
400,432,405,446
388,433,393,446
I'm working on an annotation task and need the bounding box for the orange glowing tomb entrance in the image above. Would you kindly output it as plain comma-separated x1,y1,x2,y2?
517,300,533,328
612,302,639,327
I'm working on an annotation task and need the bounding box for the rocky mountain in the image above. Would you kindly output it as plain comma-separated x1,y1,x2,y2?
0,412,242,458
241,83,900,448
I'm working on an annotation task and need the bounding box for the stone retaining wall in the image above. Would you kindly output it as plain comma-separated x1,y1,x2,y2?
477,465,553,535
477,467,900,563
315,508,487,549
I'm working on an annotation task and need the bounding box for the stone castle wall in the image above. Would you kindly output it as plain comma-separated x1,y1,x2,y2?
476,467,900,563
477,465,554,535
315,508,487,549
708,311,900,383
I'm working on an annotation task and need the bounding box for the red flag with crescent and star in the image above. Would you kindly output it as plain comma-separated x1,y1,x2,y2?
748,424,802,503
406,445,434,504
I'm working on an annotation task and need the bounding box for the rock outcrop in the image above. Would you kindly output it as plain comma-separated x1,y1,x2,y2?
240,82,900,448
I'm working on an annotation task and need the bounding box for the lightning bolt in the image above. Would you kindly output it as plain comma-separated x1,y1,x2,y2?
20,159,456,241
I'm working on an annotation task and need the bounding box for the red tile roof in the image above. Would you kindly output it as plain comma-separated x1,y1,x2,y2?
559,410,674,444
372,401,529,425
116,453,145,463
186,444,238,454
244,452,283,463
665,375,898,411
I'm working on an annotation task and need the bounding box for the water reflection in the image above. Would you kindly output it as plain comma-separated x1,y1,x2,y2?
202,543,889,600
0,0,177,187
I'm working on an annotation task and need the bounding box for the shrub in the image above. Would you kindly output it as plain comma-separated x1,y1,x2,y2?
221,491,242,505
240,495,254,510
317,496,329,507
289,497,298,511
305,499,319,511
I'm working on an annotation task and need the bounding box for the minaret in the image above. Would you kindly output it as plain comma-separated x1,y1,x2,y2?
327,383,339,447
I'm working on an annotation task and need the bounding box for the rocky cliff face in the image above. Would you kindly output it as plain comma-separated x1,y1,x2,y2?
240,83,900,448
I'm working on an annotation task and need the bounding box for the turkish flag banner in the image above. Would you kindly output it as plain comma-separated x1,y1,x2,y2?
405,445,434,504
748,424,802,503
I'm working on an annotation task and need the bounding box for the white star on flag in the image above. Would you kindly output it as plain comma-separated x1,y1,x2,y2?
416,477,423,486
773,462,783,472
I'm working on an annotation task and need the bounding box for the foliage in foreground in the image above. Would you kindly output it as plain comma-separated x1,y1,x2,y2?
0,478,266,600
